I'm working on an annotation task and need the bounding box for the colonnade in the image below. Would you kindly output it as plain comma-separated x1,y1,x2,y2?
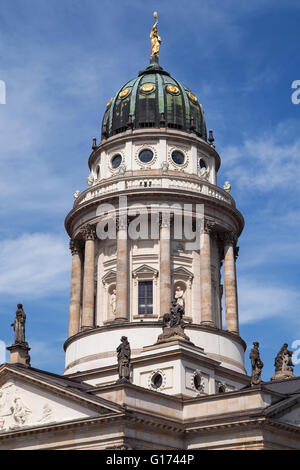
68,219,239,338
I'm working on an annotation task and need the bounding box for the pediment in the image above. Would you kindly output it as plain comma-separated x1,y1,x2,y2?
0,365,121,434
102,270,116,285
172,266,194,280
132,264,158,278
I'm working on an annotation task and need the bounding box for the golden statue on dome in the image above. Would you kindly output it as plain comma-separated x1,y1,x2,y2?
150,11,161,57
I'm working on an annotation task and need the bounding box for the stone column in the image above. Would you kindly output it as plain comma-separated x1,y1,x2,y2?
200,220,215,327
81,225,96,330
68,239,82,337
116,217,128,321
223,231,239,335
160,214,171,317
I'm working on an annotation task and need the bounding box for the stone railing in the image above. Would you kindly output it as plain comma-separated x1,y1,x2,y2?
74,176,234,207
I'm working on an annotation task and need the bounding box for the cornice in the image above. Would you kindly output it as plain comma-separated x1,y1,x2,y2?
65,187,244,237
63,321,247,352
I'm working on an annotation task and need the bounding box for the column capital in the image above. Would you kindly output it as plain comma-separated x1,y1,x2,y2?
69,239,81,255
159,212,171,229
81,224,96,241
221,230,238,246
200,219,216,235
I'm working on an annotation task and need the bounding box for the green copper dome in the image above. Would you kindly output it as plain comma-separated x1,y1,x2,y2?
101,57,207,141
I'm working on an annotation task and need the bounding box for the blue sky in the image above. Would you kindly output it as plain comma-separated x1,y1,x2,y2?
0,0,299,381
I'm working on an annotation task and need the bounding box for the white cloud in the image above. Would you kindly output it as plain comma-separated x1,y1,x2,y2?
0,233,70,299
221,126,300,191
238,276,300,324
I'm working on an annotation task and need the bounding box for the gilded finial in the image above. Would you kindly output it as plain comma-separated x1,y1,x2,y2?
150,11,161,57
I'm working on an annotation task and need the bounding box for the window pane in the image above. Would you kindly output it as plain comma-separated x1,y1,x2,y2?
138,281,153,315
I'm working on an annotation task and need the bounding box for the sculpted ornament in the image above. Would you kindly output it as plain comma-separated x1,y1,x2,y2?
272,343,294,380
175,286,184,308
223,181,231,193
116,336,131,383
11,304,27,345
150,12,161,57
81,224,96,241
157,300,191,344
110,289,117,315
249,342,264,386
38,404,53,423
10,396,31,425
201,219,216,235
87,173,94,187
161,161,169,173
199,166,209,181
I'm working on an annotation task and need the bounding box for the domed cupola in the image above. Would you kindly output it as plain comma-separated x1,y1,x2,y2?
101,55,207,141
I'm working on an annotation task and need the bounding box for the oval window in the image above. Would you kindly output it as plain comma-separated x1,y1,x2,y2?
194,374,202,391
111,154,122,169
139,149,154,163
171,150,185,165
152,373,163,389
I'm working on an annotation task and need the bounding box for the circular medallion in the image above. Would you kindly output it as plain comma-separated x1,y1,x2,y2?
166,84,179,95
106,97,113,109
141,83,155,93
119,88,130,99
188,91,198,103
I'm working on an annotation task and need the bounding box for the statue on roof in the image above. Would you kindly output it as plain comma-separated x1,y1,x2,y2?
11,304,27,346
274,343,294,375
116,336,131,383
157,300,192,344
249,342,264,386
150,12,161,57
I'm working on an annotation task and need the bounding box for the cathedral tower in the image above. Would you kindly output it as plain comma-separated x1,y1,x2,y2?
64,15,247,395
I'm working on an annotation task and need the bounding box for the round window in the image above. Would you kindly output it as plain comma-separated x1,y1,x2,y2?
193,374,202,391
199,159,207,169
152,373,163,389
171,150,185,165
111,154,122,169
139,149,154,163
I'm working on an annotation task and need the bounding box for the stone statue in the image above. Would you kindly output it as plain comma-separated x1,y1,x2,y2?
199,166,209,181
273,343,294,380
175,286,184,308
87,173,94,187
10,396,31,426
73,190,80,199
249,342,264,386
223,181,231,193
150,12,161,57
116,336,131,383
161,161,169,173
157,300,191,344
11,305,27,345
110,289,117,315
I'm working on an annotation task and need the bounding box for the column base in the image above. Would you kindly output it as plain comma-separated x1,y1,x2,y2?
201,321,216,328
